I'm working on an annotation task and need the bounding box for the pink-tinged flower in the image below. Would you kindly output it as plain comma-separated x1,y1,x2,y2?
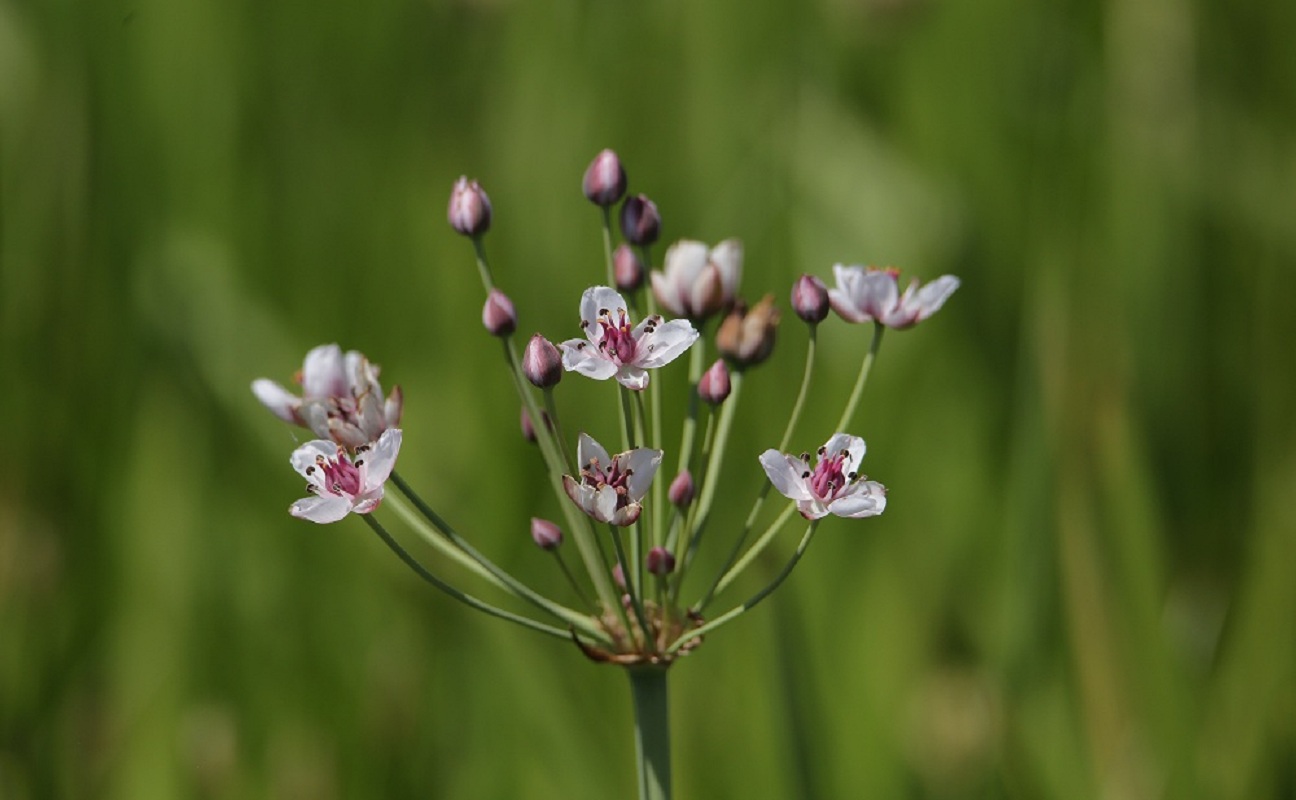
828,265,959,329
289,429,402,523
559,286,699,391
759,433,887,520
651,239,743,320
563,433,662,527
252,344,403,450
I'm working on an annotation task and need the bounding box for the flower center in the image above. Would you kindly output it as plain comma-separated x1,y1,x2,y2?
807,447,857,501
581,456,635,509
308,450,363,497
596,307,638,364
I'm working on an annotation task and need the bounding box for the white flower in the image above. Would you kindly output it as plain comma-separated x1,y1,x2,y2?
563,433,662,527
828,265,959,329
289,429,402,523
252,343,403,449
759,433,887,520
559,286,699,391
650,239,743,320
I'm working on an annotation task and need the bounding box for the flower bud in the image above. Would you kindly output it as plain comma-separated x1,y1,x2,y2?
612,562,627,590
697,359,731,405
791,275,829,324
523,333,563,388
519,406,552,443
582,149,627,207
481,289,517,337
613,244,645,293
619,194,660,247
646,546,676,576
668,470,695,508
716,294,780,368
448,177,492,237
530,517,563,550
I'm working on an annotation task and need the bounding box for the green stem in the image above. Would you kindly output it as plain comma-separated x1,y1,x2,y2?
666,520,819,655
629,666,672,800
601,207,616,286
611,526,656,655
706,501,799,602
471,238,496,294
680,370,744,576
833,322,884,434
361,514,570,641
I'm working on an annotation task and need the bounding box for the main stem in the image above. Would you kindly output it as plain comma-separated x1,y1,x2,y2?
629,666,672,800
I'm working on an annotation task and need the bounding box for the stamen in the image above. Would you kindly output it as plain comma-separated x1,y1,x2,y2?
306,466,315,475
355,459,364,466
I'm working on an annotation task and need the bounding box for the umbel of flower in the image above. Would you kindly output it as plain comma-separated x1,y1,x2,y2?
289,429,402,523
828,265,960,329
563,433,662,527
760,433,887,520
651,239,743,321
252,344,403,450
559,286,699,391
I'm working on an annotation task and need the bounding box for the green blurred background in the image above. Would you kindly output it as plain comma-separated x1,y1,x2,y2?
3,0,1294,796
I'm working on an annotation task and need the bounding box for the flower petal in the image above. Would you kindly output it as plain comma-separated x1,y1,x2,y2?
360,428,402,490
290,494,352,524
827,480,887,518
610,502,642,527
615,365,650,391
857,270,900,321
820,433,866,471
759,450,814,502
632,319,699,369
579,286,628,335
710,239,743,300
559,340,619,380
351,486,385,515
828,265,871,323
796,498,830,520
577,433,612,473
291,440,340,478
909,275,960,321
252,379,301,423
650,270,686,318
621,448,663,502
301,344,346,397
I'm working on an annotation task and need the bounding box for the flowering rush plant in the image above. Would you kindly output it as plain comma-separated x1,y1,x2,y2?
253,150,958,800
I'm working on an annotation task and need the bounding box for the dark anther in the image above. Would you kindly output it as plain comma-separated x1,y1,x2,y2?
801,471,812,479
306,466,316,475
817,446,827,456
599,308,610,317
847,471,857,480
355,459,364,467
800,452,810,462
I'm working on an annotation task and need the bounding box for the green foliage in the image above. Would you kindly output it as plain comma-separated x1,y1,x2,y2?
2,0,1294,797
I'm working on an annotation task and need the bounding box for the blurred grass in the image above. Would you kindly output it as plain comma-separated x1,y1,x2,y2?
2,0,1295,797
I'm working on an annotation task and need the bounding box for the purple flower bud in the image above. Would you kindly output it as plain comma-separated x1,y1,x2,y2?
582,149,627,207
523,333,563,388
668,470,695,508
619,194,660,247
613,244,645,293
697,359,731,405
448,177,492,237
519,406,552,443
482,289,517,337
791,274,829,324
646,546,676,576
530,517,563,550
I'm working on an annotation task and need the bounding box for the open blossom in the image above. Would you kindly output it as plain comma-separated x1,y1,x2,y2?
252,344,403,450
563,433,662,527
828,265,959,329
289,429,402,523
651,239,742,320
759,433,887,520
559,286,698,391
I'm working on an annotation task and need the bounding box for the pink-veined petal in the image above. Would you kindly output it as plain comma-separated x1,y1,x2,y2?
559,340,619,380
622,448,663,502
827,480,887,518
759,450,815,502
609,502,642,527
290,494,352,524
252,379,300,423
633,319,699,369
351,487,385,515
301,344,346,397
360,429,402,490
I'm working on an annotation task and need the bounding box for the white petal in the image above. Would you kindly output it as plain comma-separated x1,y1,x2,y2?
301,344,346,397
290,494,352,524
300,401,332,439
610,502,642,527
579,286,628,332
663,240,709,287
291,440,340,478
560,340,618,381
650,270,686,318
797,498,830,520
632,319,699,369
351,486,385,515
858,271,900,321
758,450,814,502
577,433,611,473
909,275,960,321
384,386,404,427
828,481,887,518
360,429,402,490
684,266,722,317
615,366,650,391
621,448,663,501
828,265,871,322
251,379,301,423
590,484,619,523
709,239,743,300
328,419,369,450
820,433,866,470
